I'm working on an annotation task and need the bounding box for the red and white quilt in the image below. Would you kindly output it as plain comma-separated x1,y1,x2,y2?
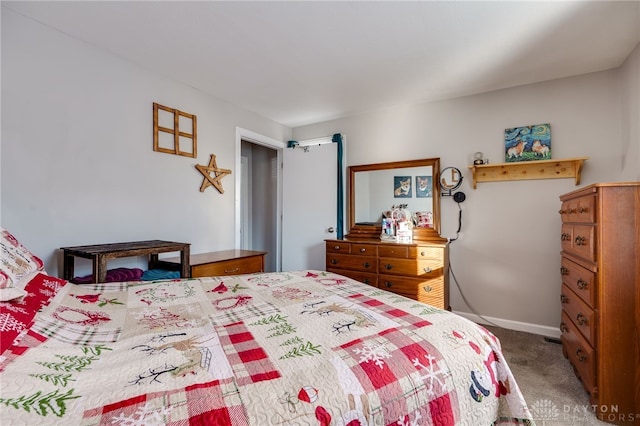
0,270,534,425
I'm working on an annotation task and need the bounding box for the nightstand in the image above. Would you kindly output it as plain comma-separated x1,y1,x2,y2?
157,249,266,277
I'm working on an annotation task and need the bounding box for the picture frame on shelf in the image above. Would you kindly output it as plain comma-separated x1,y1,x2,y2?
504,123,551,162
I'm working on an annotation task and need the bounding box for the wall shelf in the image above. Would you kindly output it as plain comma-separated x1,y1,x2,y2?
468,157,588,189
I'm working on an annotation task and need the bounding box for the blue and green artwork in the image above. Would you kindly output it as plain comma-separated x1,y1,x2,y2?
504,123,551,162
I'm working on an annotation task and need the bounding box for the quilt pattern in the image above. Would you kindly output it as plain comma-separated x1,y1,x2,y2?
0,270,534,425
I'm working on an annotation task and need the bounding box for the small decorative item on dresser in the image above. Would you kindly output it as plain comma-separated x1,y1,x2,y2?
558,182,639,425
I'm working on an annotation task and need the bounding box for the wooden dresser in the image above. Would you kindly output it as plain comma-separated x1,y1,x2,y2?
325,239,449,310
158,250,266,278
558,183,639,424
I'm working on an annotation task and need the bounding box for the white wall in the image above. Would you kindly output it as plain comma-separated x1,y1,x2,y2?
293,56,639,335
1,9,291,277
620,43,640,181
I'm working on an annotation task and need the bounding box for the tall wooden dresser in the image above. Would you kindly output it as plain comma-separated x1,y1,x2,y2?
325,239,449,310
558,183,639,425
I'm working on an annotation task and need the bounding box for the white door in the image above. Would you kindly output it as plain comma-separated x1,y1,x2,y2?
282,143,339,271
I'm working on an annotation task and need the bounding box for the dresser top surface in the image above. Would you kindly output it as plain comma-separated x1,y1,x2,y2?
560,181,640,199
163,249,266,265
326,238,448,248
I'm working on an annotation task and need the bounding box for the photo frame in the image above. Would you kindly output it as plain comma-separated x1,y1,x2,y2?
504,123,551,162
415,176,432,198
393,176,412,198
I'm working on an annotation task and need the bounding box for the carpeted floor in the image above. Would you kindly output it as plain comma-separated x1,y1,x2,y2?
484,325,610,426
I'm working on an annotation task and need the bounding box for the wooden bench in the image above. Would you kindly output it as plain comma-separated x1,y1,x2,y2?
61,240,190,283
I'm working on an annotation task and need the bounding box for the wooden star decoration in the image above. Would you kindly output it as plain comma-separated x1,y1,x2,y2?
195,154,232,194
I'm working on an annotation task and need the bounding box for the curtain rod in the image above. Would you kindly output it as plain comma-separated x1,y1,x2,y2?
287,134,338,148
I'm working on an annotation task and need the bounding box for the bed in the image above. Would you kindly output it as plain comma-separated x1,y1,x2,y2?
0,229,534,425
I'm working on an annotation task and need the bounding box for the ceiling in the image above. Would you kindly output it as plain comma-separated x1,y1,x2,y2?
3,1,639,128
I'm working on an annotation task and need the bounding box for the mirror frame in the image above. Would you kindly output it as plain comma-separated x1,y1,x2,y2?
346,158,445,242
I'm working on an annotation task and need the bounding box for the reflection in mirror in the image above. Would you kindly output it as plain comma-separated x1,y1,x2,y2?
354,166,433,225
347,158,444,242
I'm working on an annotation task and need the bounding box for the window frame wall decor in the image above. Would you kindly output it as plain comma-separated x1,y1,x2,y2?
153,102,197,158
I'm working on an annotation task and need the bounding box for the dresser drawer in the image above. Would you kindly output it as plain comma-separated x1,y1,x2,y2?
561,311,596,396
327,268,378,287
412,246,444,261
561,285,596,346
571,225,596,261
379,275,446,309
561,224,596,262
351,243,377,256
378,245,409,258
326,241,351,254
326,253,377,273
379,257,442,278
192,256,263,277
560,194,596,224
560,256,596,307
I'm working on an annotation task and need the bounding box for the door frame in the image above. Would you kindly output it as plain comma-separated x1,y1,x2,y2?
235,127,285,270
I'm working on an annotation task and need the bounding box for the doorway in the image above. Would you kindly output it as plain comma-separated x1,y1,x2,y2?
235,127,284,272
239,140,278,272
235,127,343,273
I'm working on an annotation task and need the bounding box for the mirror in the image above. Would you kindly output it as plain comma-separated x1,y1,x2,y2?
346,158,444,242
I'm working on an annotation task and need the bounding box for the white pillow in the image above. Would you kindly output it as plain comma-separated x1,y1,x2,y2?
0,227,45,297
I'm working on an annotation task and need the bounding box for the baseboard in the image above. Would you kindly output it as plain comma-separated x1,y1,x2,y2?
453,310,561,339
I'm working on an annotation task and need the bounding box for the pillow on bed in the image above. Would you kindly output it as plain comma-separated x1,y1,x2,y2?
0,227,45,298
0,272,67,355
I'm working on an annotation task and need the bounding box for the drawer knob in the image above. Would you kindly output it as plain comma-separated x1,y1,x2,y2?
561,233,570,241
576,348,587,362
333,246,341,251
423,285,432,292
224,268,240,274
577,206,588,213
385,264,393,270
560,322,568,333
560,294,569,304
560,266,569,275
568,208,576,214
558,209,566,214
385,281,393,288
576,313,588,326
362,262,370,268
574,236,586,246
360,248,366,253
576,279,588,289
423,267,432,273
331,259,338,265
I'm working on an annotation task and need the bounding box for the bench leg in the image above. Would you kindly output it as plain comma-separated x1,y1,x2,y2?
180,246,191,278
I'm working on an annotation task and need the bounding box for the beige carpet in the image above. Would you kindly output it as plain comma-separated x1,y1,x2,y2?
484,325,610,426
